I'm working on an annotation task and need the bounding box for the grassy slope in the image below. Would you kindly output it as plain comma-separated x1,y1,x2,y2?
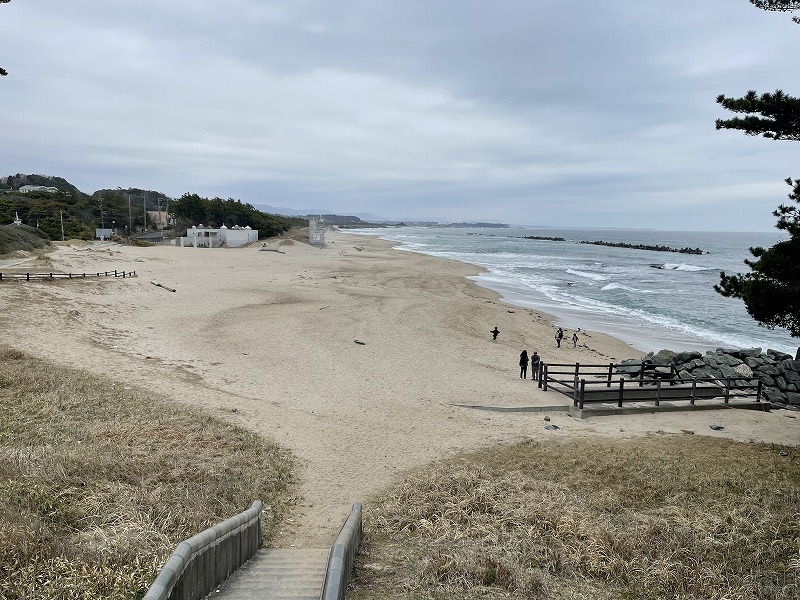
353,436,800,600
0,348,297,600
0,224,51,256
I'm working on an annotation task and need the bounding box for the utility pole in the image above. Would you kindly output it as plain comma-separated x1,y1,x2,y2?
60,211,64,241
99,196,105,229
143,192,147,231
128,190,132,234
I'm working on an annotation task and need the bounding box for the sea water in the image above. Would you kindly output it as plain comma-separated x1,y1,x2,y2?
350,227,797,356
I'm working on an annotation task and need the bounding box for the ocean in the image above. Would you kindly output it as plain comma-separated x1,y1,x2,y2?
350,226,797,356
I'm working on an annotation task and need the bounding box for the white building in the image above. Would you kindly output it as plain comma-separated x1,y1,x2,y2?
19,185,59,194
179,224,258,248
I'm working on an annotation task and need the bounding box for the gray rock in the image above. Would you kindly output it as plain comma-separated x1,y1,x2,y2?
739,347,763,358
786,392,800,406
544,424,560,430
757,364,781,376
767,349,793,361
689,358,706,370
759,374,776,387
785,370,800,383
721,354,744,367
678,369,693,380
775,376,788,391
709,424,724,431
674,351,702,364
787,383,798,393
745,357,765,369
544,415,550,421
780,359,800,373
651,349,677,366
762,388,787,404
703,355,721,367
732,363,753,378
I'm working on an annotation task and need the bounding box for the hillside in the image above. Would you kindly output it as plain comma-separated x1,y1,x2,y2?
0,224,51,256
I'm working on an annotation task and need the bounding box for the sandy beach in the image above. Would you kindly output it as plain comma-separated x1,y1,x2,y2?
1,231,797,547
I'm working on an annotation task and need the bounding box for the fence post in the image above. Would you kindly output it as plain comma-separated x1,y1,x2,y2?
655,379,661,406
573,374,579,405
690,378,697,405
669,364,676,386
26,273,30,281
618,378,624,407
579,379,586,409
725,377,731,404
542,365,548,391
756,379,762,402
607,363,613,387
639,362,645,387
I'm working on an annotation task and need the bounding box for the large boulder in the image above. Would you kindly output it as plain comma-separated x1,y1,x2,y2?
756,363,782,376
650,349,677,366
732,363,753,378
767,349,793,361
780,359,800,373
786,392,800,406
762,387,787,404
674,351,702,365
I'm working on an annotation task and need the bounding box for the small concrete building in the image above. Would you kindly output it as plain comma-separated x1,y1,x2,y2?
179,224,258,248
309,217,325,246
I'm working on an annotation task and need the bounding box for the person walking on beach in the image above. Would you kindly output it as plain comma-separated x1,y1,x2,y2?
519,350,528,379
555,328,564,348
530,351,540,380
572,331,579,348
491,326,500,341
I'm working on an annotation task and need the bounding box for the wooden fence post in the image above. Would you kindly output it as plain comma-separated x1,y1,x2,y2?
607,363,613,387
690,378,697,405
655,379,661,406
579,379,586,409
542,365,548,391
756,379,762,402
618,378,624,407
639,363,645,387
725,377,731,404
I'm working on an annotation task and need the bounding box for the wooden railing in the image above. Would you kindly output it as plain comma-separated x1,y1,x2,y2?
540,362,763,409
0,270,137,281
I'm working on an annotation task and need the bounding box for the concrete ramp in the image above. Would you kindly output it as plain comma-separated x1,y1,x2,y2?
212,548,330,600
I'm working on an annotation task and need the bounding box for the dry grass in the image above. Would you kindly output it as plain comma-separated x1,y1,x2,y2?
0,347,297,600
352,435,800,600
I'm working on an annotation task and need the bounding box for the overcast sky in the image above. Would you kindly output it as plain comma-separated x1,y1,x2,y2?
2,1,798,230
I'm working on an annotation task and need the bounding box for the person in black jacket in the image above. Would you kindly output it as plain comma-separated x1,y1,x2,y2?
491,326,500,341
530,351,540,380
519,350,528,379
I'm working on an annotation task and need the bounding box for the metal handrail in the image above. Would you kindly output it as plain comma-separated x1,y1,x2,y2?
322,502,363,600
143,500,262,600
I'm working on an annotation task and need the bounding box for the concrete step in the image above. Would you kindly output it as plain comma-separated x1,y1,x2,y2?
211,548,330,600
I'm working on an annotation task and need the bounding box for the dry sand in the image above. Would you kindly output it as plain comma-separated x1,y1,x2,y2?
1,231,797,547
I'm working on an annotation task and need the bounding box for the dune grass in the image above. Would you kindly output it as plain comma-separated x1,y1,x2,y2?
0,347,297,599
352,435,800,600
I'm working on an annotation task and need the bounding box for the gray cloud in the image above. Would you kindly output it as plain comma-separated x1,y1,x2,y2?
1,0,797,230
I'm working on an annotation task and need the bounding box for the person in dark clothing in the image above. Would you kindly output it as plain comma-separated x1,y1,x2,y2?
519,350,528,379
530,351,540,380
555,327,564,348
491,326,500,341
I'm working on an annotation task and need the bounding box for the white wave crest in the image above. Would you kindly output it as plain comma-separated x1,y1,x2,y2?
566,268,608,281
601,282,658,294
658,263,710,272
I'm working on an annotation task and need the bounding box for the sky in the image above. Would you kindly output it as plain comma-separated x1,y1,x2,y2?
1,1,798,231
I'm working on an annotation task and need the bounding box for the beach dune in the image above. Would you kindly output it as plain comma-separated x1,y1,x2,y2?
1,231,797,546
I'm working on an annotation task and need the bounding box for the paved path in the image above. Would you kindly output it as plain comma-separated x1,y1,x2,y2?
212,548,330,600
